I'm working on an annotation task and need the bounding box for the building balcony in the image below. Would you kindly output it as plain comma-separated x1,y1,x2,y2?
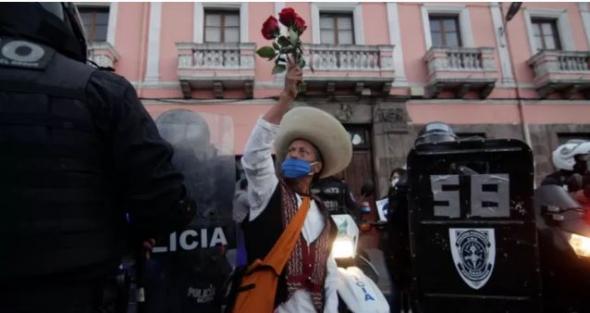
87,42,119,70
424,47,498,99
176,42,256,99
528,50,590,99
301,44,395,97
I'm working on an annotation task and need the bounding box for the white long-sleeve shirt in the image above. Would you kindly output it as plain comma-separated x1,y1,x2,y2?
241,118,339,313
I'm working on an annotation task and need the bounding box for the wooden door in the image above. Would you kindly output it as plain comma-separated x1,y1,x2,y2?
340,150,373,200
338,126,379,248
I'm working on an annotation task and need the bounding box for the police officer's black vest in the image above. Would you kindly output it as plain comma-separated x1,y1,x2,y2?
311,177,347,214
0,38,121,279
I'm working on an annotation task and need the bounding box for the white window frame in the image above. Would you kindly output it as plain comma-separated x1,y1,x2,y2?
421,4,474,49
76,2,117,45
579,3,590,49
523,8,574,53
311,3,364,45
193,3,248,44
490,2,514,84
145,2,161,82
387,2,406,85
106,3,118,45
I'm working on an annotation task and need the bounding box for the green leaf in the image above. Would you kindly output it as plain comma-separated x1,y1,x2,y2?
277,36,291,47
272,42,280,50
289,28,299,46
272,64,286,74
256,46,276,60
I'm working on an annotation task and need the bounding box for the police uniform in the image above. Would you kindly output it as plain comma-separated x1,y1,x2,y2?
311,176,358,216
0,35,192,312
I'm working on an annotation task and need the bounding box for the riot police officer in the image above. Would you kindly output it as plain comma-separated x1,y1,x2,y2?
387,122,458,313
542,140,590,188
402,122,541,313
147,109,234,313
414,121,459,146
0,4,195,312
311,174,359,217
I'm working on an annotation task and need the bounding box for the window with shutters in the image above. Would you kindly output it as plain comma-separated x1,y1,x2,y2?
204,10,240,43
319,13,354,45
79,6,109,42
531,18,561,51
429,15,462,48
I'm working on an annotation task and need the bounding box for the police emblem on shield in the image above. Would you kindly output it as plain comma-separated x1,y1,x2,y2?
449,228,496,290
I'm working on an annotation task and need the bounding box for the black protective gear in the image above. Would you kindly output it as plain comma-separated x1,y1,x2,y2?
311,176,358,216
0,34,193,311
414,121,458,146
0,3,87,63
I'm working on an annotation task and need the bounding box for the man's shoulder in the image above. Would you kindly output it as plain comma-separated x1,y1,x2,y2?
83,69,140,120
88,69,134,96
49,50,133,100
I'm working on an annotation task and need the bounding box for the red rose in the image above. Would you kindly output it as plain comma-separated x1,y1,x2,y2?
294,16,307,34
261,16,280,40
279,7,297,27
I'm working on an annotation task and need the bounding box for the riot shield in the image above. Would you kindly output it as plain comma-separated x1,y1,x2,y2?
405,139,541,313
144,109,236,313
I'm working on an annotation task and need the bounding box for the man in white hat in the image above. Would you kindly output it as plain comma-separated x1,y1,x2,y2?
240,60,352,313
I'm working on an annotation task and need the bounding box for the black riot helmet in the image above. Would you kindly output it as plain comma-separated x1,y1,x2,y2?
414,121,458,146
0,3,88,63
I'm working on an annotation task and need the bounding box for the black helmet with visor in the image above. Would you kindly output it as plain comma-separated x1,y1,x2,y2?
0,3,88,63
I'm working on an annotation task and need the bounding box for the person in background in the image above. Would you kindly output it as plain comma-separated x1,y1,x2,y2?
311,173,358,218
388,168,406,197
543,140,590,188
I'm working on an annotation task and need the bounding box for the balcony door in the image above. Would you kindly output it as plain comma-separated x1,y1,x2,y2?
531,18,562,51
78,6,109,42
429,15,462,48
204,10,240,43
319,13,355,45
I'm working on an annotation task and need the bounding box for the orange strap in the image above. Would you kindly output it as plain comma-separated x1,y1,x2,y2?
262,196,310,274
232,196,311,313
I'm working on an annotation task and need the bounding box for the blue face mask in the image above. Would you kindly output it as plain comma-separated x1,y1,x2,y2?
281,158,313,179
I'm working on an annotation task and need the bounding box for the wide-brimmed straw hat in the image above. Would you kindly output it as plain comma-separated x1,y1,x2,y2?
274,106,352,178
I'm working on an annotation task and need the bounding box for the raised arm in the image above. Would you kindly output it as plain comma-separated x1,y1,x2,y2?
241,59,302,221
263,58,302,124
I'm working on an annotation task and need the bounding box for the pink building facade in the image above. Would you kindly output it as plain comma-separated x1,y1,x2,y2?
80,2,590,196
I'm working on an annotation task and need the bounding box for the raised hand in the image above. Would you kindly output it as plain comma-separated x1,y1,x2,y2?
283,56,303,100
